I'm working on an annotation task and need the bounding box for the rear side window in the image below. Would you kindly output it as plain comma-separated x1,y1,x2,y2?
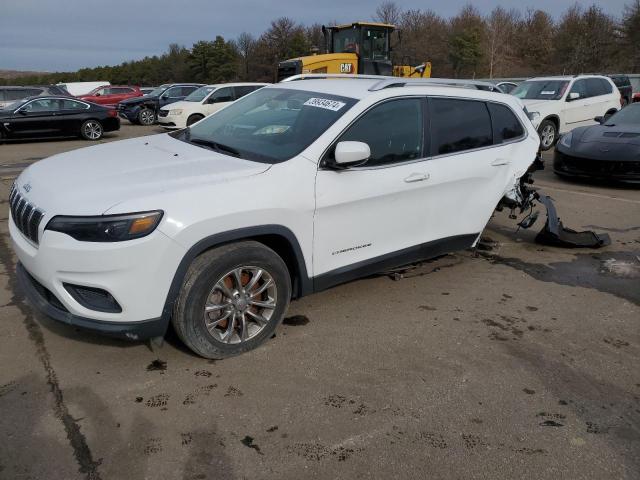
488,103,524,143
61,99,88,110
111,87,132,94
337,98,423,167
586,79,606,97
234,85,260,98
599,79,613,94
430,98,492,155
7,89,30,101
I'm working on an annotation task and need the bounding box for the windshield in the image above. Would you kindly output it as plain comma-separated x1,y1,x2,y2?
333,28,360,54
180,87,357,163
185,86,216,102
148,84,171,97
605,104,640,126
511,80,569,100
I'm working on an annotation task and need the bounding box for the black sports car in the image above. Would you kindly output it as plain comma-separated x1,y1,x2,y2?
0,96,120,141
554,104,640,183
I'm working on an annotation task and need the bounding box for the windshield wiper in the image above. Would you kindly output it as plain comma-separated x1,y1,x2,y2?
188,137,241,157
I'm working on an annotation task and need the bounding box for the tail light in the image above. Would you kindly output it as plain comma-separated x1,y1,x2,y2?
107,109,118,118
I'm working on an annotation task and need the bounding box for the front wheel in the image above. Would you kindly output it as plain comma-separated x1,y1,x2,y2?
538,120,557,151
186,114,204,127
80,120,103,140
172,241,292,359
138,108,156,126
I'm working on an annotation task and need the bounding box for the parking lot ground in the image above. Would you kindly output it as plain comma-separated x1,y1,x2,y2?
1,130,639,480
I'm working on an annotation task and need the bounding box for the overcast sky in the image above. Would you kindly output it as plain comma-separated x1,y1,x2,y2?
0,0,630,72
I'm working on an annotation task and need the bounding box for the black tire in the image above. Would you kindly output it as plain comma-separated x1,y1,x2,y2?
138,108,156,126
172,241,291,359
80,119,103,140
538,119,557,151
186,114,204,127
604,110,616,121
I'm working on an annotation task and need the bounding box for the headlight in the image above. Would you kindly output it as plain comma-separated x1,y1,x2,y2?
46,211,163,242
169,109,183,115
559,131,573,148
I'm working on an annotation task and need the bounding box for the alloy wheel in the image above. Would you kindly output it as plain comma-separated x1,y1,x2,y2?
203,266,277,344
140,109,155,125
540,124,555,148
83,121,102,140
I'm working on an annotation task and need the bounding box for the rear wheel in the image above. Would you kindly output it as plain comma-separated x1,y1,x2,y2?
538,119,557,151
80,120,103,140
138,108,156,126
186,114,204,126
172,241,291,359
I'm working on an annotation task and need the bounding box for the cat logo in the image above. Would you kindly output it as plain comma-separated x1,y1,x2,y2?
339,63,353,74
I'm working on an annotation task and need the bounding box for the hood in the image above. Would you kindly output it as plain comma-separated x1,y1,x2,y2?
520,99,556,111
577,124,640,146
16,133,271,216
160,100,189,111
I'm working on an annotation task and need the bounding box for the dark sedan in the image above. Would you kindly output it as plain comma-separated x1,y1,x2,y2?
554,104,640,183
0,96,120,142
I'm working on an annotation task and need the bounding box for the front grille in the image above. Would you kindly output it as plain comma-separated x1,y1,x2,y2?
9,183,44,244
555,152,640,177
158,110,169,117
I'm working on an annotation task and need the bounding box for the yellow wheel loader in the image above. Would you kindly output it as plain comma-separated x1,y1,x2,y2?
277,22,431,81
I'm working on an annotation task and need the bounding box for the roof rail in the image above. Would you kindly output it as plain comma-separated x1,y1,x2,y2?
280,73,395,83
367,77,500,92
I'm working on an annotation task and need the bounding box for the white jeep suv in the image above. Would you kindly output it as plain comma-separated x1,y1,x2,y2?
158,82,268,129
10,76,539,358
512,75,621,150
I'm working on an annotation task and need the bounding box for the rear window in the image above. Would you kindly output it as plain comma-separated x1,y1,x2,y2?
430,98,492,155
488,103,524,143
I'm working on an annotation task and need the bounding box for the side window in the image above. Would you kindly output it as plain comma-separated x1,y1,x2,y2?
96,88,109,96
8,89,30,100
209,87,234,103
0,91,5,101
569,79,589,99
61,99,88,110
599,79,613,94
27,88,43,97
164,87,182,98
234,86,258,98
430,98,492,155
113,87,132,94
24,99,61,112
181,86,198,96
586,79,605,97
337,98,423,167
488,103,524,143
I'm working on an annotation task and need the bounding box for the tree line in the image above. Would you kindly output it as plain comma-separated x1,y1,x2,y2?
2,1,639,87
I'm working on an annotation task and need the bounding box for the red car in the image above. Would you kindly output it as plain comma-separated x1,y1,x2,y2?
78,86,142,106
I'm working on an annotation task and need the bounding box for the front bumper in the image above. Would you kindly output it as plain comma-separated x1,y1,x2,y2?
554,149,640,182
16,263,165,340
117,105,140,122
9,213,186,338
158,112,185,129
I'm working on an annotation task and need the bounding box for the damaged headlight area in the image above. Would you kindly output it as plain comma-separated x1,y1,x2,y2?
496,158,610,248
46,211,163,242
559,131,573,148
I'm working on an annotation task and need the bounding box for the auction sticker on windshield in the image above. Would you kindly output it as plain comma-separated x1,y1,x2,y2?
304,98,346,111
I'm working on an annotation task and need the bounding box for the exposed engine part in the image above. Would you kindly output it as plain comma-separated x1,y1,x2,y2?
498,155,610,249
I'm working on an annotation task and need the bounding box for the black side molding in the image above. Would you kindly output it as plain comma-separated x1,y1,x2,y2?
313,233,478,292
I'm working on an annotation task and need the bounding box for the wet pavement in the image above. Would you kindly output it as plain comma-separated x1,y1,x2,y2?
0,128,639,479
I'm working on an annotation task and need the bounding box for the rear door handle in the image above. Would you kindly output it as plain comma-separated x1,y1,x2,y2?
491,158,510,166
404,173,429,183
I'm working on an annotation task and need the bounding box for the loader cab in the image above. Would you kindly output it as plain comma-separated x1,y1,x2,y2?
325,22,394,76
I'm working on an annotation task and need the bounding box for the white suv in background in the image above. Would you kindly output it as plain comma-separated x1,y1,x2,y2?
158,82,268,128
10,76,540,359
512,75,621,150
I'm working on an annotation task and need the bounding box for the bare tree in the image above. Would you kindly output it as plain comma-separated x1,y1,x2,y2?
236,32,256,78
374,1,402,25
485,7,519,78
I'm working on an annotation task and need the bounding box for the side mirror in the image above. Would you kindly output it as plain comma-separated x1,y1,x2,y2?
334,141,370,166
17,108,28,115
161,94,169,100
567,92,580,101
594,116,604,124
95,92,101,96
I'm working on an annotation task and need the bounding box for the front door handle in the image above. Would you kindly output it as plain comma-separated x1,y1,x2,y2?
404,173,429,183
491,158,510,166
